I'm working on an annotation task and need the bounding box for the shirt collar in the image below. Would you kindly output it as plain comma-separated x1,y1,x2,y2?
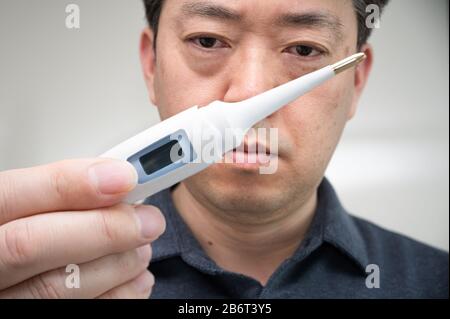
145,177,369,274
316,178,369,271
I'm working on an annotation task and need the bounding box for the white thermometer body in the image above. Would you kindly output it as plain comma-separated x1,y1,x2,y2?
102,105,218,203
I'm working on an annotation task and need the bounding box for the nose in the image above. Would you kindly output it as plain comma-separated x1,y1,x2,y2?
222,46,281,104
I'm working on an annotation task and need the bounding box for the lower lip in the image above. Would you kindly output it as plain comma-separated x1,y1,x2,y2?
227,151,275,169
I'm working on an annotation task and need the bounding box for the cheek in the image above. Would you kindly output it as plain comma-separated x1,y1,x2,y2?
281,82,352,164
153,52,228,120
153,58,187,119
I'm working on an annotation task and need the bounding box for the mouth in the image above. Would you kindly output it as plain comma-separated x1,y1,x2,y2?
225,142,278,169
240,142,272,155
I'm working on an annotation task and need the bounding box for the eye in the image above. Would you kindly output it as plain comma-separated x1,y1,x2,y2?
285,45,323,58
190,36,227,49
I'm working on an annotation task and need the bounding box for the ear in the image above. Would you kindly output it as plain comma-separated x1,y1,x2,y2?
347,43,373,120
140,28,157,105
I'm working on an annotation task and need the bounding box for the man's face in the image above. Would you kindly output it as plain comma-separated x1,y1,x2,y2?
140,0,372,219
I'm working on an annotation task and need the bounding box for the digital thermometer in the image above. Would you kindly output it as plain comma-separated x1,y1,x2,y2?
101,53,366,203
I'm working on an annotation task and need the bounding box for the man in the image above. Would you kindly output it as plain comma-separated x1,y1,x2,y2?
0,0,447,299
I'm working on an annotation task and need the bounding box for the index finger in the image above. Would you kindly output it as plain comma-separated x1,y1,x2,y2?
0,158,138,225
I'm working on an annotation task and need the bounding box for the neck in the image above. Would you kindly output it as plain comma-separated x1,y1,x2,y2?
171,182,317,286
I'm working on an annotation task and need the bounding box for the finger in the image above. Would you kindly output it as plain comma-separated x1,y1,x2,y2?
0,158,138,225
97,271,155,299
0,204,165,289
0,245,152,299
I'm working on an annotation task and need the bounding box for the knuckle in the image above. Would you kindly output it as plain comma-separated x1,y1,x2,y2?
48,161,96,204
48,165,72,203
137,245,152,265
115,247,150,275
27,273,64,299
0,221,36,268
0,171,17,222
147,271,155,288
101,288,121,299
112,251,134,274
137,271,154,297
96,208,121,243
135,246,152,271
50,169,69,201
152,207,166,239
100,271,154,299
96,204,137,246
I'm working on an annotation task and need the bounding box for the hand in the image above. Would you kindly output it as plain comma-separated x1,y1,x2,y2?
0,158,165,299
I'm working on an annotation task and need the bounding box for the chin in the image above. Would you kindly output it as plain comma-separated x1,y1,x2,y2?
185,162,290,215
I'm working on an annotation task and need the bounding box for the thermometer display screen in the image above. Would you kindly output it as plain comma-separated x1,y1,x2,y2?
139,139,184,176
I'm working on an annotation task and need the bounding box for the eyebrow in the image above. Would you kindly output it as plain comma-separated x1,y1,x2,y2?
275,12,344,40
179,2,343,39
180,2,242,21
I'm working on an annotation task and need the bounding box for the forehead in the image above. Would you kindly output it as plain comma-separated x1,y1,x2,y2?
160,0,357,31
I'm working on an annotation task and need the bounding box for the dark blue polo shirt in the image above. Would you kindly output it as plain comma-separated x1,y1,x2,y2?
145,178,448,298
